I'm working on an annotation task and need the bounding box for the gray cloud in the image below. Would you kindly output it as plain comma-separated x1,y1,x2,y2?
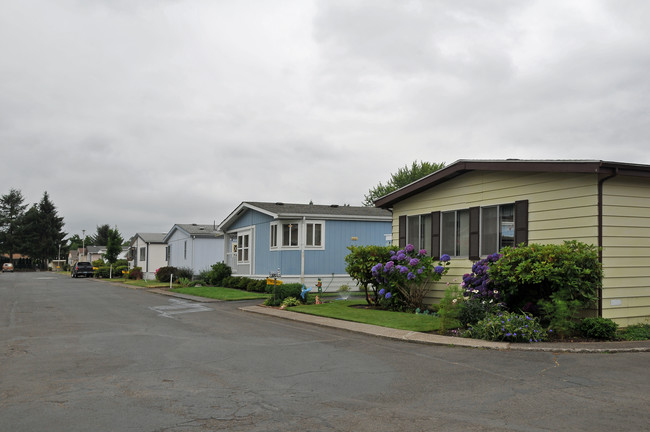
2,0,649,239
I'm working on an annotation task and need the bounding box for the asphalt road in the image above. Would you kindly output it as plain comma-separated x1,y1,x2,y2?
1,273,649,432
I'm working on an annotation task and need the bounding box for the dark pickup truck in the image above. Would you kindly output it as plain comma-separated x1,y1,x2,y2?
71,262,94,278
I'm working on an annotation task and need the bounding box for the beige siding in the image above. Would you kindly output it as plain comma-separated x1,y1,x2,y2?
392,170,600,304
601,176,650,325
392,171,599,245
389,170,650,325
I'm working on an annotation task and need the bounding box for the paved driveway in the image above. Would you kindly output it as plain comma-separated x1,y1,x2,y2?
1,273,648,431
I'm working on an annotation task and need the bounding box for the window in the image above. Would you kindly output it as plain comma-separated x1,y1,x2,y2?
399,200,527,260
139,247,146,261
305,222,323,247
480,204,515,255
270,224,278,248
165,246,170,261
406,214,432,253
441,210,469,257
237,234,249,263
271,221,325,250
184,241,187,259
282,223,299,247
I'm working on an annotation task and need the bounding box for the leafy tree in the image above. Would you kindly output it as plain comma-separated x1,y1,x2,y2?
363,160,445,206
18,192,66,268
0,188,28,262
104,226,123,264
344,245,393,305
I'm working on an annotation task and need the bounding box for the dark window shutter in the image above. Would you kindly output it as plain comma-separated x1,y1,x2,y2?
515,200,529,246
398,215,406,248
430,211,440,259
469,206,480,261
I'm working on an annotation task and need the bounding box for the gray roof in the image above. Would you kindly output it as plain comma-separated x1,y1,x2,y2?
220,201,392,231
247,202,391,218
163,224,223,243
175,224,221,236
134,233,167,244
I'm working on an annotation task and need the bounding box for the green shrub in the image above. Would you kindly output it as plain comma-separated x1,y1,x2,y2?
176,267,194,280
92,258,105,268
264,283,304,306
281,297,302,308
205,262,232,286
458,297,504,327
246,279,266,292
488,241,601,326
128,267,143,280
465,311,549,343
345,245,393,305
236,277,251,290
618,323,650,341
220,276,236,288
94,266,111,278
115,265,128,277
155,266,178,282
578,317,619,340
437,285,463,332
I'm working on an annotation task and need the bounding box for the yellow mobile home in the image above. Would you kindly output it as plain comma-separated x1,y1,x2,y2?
375,159,650,327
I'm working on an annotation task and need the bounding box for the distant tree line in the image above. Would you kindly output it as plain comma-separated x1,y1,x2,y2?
0,189,66,269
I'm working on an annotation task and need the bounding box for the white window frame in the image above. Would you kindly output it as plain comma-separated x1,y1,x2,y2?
480,204,515,256
270,223,279,249
280,221,300,249
440,209,470,257
304,221,325,249
237,233,250,263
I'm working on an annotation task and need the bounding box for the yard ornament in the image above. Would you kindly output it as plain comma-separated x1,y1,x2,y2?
301,285,312,300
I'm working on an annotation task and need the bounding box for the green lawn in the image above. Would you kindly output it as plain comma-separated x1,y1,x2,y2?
288,300,452,333
111,278,175,289
171,286,270,301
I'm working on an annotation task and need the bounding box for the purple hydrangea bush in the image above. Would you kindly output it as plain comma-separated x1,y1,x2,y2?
371,245,451,311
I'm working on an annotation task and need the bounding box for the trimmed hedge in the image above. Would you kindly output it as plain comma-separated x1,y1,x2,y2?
264,283,304,306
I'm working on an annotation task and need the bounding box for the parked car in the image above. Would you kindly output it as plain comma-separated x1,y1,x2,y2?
71,262,94,278
2,263,14,272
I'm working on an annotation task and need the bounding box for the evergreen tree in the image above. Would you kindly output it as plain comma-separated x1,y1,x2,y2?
92,224,123,246
19,192,66,267
363,161,446,206
0,188,28,263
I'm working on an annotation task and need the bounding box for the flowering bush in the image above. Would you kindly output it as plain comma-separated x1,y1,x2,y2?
371,244,451,311
461,253,502,302
458,297,504,327
464,311,549,343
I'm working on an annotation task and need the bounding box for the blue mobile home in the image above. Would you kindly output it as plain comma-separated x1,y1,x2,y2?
218,202,392,291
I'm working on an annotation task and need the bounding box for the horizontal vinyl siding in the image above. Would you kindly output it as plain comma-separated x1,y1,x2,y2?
601,176,650,325
392,171,599,305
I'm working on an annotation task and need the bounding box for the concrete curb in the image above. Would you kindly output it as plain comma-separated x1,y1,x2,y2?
139,287,650,353
239,305,650,353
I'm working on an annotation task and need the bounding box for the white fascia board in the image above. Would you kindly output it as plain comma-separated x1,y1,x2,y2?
275,213,392,222
219,202,279,231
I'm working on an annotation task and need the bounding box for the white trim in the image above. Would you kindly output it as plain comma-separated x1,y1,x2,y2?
303,220,325,250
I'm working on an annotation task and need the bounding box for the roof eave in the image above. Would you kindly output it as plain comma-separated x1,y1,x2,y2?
374,159,650,209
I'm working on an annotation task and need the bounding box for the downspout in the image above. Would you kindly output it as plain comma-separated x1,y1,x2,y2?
597,167,618,317
300,216,306,284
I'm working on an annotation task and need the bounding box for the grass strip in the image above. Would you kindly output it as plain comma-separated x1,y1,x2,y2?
288,300,445,332
171,286,270,301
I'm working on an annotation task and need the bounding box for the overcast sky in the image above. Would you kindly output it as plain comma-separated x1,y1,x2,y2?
2,0,649,241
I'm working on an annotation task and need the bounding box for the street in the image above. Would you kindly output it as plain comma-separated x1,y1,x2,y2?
1,273,649,432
